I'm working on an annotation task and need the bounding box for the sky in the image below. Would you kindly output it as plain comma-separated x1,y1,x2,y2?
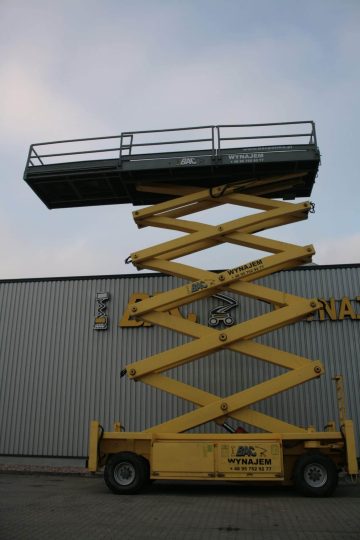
0,0,359,280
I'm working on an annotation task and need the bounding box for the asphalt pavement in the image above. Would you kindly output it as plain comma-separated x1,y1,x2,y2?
1,473,360,540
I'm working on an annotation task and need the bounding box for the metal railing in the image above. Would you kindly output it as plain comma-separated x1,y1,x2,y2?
217,121,316,155
25,121,316,169
119,125,216,160
25,134,122,167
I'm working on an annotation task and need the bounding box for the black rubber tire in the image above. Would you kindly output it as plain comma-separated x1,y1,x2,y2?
294,453,338,497
104,452,149,494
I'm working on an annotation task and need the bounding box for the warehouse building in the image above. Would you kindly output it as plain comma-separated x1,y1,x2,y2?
0,264,359,467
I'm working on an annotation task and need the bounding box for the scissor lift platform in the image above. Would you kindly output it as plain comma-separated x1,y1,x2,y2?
24,122,320,208
25,120,358,497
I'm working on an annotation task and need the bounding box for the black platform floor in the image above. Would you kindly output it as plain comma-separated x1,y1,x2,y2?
24,145,320,208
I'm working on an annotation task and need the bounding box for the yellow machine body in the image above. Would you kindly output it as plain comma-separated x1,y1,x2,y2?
88,181,358,494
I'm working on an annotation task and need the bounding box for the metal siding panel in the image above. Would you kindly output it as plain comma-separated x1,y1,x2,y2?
256,268,360,443
0,266,359,458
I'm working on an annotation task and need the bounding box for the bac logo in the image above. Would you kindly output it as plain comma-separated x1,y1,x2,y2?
179,157,198,165
236,446,257,457
191,281,208,293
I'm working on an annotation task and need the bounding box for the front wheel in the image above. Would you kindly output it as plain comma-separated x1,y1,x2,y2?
104,452,149,494
294,453,338,497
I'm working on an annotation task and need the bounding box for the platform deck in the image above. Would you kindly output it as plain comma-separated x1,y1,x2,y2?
24,123,320,208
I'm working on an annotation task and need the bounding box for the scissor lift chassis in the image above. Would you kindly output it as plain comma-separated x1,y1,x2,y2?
87,183,357,496
24,123,358,496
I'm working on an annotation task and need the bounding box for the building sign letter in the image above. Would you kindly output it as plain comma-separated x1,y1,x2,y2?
94,292,110,330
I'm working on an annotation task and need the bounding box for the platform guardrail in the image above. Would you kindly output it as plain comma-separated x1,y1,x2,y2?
25,121,317,170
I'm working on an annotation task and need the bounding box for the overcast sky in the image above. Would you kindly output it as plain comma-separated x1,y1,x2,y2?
0,0,359,279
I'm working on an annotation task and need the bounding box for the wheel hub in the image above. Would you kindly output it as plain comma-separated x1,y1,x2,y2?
114,462,136,486
304,463,327,488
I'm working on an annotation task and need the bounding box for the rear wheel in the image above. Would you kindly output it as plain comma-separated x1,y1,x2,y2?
294,453,338,497
104,452,149,494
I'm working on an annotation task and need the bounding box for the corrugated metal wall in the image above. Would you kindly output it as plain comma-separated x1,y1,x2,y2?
0,265,359,459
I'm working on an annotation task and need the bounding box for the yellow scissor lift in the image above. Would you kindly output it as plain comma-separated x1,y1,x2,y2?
24,122,358,496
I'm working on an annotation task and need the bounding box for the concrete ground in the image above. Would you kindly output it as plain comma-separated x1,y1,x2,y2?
0,473,359,540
